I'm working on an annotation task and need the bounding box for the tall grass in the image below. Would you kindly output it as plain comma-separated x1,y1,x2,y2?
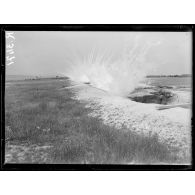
5,78,179,164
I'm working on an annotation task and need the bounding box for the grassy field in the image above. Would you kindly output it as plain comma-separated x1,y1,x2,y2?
5,78,182,164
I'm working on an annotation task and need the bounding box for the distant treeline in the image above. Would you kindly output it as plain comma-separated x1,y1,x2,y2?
24,76,68,80
147,74,191,78
6,75,69,81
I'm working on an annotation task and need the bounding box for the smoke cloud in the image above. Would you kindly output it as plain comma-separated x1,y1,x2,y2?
65,36,160,96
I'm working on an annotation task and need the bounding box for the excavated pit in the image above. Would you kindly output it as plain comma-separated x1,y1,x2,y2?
128,86,176,105
82,82,176,105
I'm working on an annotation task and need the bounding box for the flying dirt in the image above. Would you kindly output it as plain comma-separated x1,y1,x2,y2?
64,36,160,96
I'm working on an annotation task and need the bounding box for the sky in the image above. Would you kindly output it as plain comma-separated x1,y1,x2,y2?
6,31,192,76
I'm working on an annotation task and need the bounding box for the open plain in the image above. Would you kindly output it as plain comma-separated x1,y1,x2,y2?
5,77,191,164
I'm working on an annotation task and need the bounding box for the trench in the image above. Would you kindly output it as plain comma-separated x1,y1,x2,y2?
83,82,176,105
128,87,175,105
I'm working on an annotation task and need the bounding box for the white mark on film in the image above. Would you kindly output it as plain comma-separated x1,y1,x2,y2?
6,32,15,66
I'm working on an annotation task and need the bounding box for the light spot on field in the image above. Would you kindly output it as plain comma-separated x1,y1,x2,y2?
48,101,56,108
5,143,52,163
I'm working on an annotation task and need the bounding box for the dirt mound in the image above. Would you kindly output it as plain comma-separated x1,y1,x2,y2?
70,81,191,161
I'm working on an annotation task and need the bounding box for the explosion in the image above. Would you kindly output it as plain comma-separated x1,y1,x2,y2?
65,37,160,96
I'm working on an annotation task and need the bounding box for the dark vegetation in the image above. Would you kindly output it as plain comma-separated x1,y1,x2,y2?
147,74,191,78
5,78,181,164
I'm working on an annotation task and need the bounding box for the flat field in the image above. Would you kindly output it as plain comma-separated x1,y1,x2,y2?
5,78,188,164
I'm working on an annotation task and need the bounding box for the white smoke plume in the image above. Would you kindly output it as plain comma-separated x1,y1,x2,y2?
65,36,160,96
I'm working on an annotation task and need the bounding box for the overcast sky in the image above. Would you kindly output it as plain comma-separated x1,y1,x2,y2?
6,31,192,76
